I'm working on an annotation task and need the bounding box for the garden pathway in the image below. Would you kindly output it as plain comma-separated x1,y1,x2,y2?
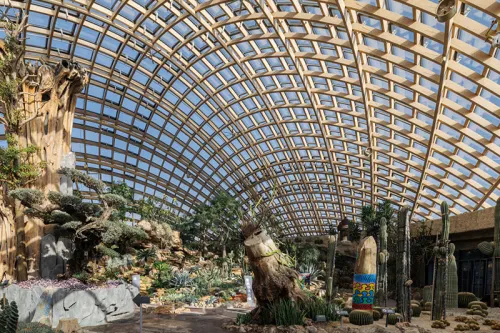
83,311,230,333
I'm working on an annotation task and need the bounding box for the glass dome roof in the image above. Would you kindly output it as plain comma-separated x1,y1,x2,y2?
3,0,499,236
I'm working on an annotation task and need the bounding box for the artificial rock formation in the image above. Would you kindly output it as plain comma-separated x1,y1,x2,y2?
432,201,451,320
352,236,377,310
0,17,88,280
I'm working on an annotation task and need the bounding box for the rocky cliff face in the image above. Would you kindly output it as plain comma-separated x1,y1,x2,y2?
3,283,138,328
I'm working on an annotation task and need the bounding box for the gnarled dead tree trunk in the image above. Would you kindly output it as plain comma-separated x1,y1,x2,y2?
242,221,305,318
0,16,87,280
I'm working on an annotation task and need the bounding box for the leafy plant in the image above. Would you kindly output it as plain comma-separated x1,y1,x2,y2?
136,247,157,263
169,270,193,288
301,297,339,322
18,322,63,333
235,313,252,325
261,299,306,326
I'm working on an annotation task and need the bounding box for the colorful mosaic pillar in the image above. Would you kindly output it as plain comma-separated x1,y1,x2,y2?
352,273,376,310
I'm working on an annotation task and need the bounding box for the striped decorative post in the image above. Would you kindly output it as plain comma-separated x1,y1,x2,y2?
353,273,377,310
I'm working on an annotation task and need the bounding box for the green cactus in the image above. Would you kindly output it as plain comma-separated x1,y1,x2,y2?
477,241,494,256
432,201,450,320
325,231,337,303
0,298,18,333
396,208,411,322
423,285,433,303
326,276,333,301
387,313,403,325
468,301,487,310
372,306,384,319
377,217,388,307
348,310,373,326
411,304,422,317
458,292,477,308
446,243,458,308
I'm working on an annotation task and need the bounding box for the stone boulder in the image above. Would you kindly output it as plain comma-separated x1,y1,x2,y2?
41,234,58,279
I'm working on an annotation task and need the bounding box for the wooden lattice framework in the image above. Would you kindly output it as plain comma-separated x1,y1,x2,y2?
2,0,499,237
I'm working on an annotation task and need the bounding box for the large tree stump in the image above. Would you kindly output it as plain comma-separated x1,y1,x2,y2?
243,224,305,310
352,236,377,311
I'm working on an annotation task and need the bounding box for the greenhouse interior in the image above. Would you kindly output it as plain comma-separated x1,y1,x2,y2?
0,0,499,332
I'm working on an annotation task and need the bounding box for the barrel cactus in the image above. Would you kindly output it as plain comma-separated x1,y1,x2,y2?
468,301,487,310
424,302,432,311
458,292,477,308
387,313,403,325
0,299,19,333
411,304,422,317
373,306,384,319
349,310,373,326
372,309,381,321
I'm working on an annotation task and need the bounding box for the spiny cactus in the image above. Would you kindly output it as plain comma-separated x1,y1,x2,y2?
396,208,411,322
411,304,422,317
372,309,381,321
424,302,432,311
458,292,477,308
326,276,333,301
372,306,384,319
432,201,450,320
477,198,500,307
468,301,487,310
0,298,18,333
446,243,458,308
377,217,388,307
423,285,433,303
387,313,403,325
348,310,373,326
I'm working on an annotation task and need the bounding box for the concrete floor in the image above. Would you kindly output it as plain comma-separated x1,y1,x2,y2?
83,310,230,333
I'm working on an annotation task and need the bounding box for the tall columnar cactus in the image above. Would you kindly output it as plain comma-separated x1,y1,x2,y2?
326,226,338,303
446,243,458,308
477,197,500,307
378,217,388,307
396,208,411,322
432,201,450,320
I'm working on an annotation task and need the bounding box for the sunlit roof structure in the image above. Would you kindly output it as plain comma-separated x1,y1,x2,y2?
4,0,499,236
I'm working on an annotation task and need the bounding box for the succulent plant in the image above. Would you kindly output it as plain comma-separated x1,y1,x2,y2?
348,310,373,326
468,301,487,310
458,292,477,308
423,285,433,303
411,304,421,317
432,201,450,320
387,313,403,325
372,309,381,321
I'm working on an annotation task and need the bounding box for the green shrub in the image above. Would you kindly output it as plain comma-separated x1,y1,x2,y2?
235,313,252,326
261,299,305,326
18,323,63,333
301,297,339,322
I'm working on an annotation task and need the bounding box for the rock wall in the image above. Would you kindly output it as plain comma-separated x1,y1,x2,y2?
41,235,73,279
2,283,138,328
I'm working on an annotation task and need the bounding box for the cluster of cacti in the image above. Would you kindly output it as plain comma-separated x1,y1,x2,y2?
372,309,381,321
432,201,451,320
454,323,480,331
372,307,384,319
387,313,403,325
431,319,450,329
411,304,422,317
377,217,389,307
477,197,500,307
423,285,433,303
0,298,18,333
396,208,411,322
491,322,500,330
446,243,458,308
458,292,477,308
348,310,373,326
465,301,488,317
483,319,498,326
